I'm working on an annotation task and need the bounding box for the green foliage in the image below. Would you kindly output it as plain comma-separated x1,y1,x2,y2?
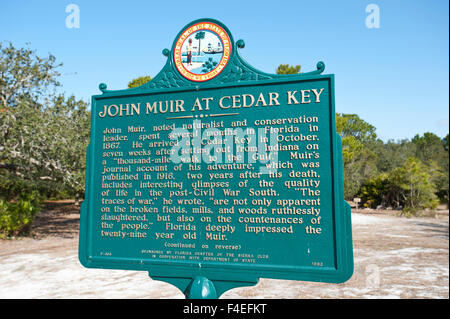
0,192,41,238
389,157,439,214
336,113,377,144
276,64,301,74
0,41,90,200
335,112,448,213
443,134,449,152
336,113,378,199
0,41,61,109
359,173,395,208
410,132,449,203
411,132,446,164
372,139,416,173
360,157,440,213
127,76,151,89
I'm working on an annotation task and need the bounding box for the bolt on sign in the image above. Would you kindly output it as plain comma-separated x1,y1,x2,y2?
79,18,354,299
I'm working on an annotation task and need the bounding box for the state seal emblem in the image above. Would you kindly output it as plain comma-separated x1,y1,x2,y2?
173,22,231,82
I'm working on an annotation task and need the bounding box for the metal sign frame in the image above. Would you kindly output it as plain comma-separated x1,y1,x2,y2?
79,18,353,298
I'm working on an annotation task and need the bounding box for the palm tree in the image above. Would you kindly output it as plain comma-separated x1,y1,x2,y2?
195,31,205,55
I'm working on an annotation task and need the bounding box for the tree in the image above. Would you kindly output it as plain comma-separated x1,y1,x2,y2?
336,113,377,144
389,157,439,213
195,31,205,55
127,76,151,89
443,134,449,152
411,132,446,164
0,42,61,109
373,138,416,173
410,132,449,204
276,64,301,74
335,113,379,199
0,42,90,200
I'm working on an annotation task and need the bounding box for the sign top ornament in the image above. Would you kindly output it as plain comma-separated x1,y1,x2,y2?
98,18,326,94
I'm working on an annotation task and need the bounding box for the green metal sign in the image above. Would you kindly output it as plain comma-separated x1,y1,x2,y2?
78,18,353,298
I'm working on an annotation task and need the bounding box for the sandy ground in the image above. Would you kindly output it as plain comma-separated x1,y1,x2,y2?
0,202,448,299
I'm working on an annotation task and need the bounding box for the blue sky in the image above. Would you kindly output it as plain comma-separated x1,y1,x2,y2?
1,0,448,141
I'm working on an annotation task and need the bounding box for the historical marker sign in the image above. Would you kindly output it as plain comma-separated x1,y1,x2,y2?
79,18,353,298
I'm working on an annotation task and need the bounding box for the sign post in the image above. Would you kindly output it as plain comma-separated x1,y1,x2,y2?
79,18,353,298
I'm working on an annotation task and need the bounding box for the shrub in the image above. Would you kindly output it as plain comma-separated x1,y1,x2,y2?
0,193,41,238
